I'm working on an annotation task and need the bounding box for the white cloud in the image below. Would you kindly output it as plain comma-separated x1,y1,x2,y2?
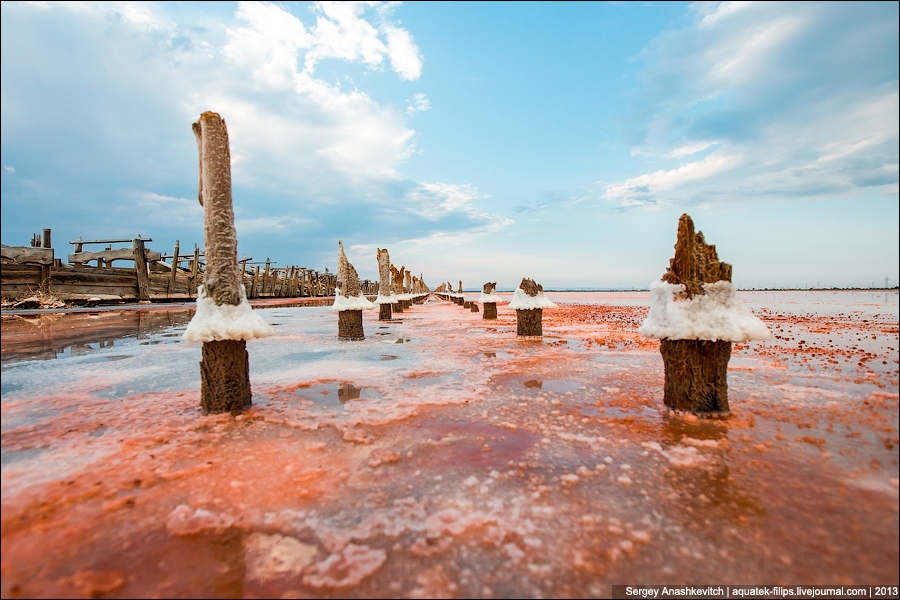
407,93,430,115
3,165,14,174
381,24,423,80
604,151,741,206
609,1,899,207
235,216,312,233
666,140,717,159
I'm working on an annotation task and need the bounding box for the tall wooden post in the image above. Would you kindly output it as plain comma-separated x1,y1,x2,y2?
132,238,151,302
192,111,250,414
376,248,393,320
168,240,180,296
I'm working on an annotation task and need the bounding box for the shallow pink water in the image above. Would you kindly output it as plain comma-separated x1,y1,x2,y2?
1,291,898,597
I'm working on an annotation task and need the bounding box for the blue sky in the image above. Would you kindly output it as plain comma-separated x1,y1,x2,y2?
2,1,897,290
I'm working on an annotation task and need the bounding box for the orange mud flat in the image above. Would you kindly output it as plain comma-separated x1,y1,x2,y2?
1,291,898,598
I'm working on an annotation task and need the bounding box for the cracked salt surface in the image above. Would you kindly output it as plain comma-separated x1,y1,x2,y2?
1,291,897,597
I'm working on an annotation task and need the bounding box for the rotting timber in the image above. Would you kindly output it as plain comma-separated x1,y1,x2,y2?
192,111,254,415
2,233,369,307
659,214,733,414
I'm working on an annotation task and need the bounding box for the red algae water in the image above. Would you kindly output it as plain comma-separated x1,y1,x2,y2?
2,291,898,598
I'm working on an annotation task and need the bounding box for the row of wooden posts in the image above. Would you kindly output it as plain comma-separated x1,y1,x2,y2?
186,112,754,420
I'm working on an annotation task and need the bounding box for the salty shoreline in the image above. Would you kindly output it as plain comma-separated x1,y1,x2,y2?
2,291,898,597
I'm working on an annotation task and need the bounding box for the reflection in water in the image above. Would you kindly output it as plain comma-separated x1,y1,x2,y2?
338,382,362,401
1,309,194,364
524,379,543,389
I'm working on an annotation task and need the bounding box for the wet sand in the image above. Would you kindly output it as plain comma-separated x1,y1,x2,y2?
1,291,898,597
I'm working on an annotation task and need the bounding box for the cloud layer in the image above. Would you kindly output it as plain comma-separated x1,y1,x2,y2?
1,1,506,275
605,1,899,207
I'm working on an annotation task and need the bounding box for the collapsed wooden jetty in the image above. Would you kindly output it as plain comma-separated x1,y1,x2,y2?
1,229,378,305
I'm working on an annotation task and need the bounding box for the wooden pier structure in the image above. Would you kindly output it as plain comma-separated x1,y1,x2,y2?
2,230,378,305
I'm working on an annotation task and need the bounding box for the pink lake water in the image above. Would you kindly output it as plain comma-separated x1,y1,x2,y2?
1,291,898,597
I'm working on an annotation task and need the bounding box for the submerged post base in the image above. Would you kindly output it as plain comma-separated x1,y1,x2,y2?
470,302,479,313
483,302,497,319
516,308,543,336
338,309,365,340
660,339,731,413
200,340,251,414
379,303,392,321
393,302,404,313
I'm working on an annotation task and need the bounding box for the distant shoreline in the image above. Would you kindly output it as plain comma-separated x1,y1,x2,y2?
470,287,900,293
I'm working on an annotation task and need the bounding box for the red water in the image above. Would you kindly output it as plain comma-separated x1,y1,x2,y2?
1,292,897,597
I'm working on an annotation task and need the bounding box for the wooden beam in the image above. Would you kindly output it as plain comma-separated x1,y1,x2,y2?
68,248,161,265
1,246,54,266
132,239,151,301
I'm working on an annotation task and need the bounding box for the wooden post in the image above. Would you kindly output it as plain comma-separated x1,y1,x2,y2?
262,259,271,295
42,228,51,249
484,303,497,319
192,111,251,414
190,244,200,296
338,310,365,340
168,240,180,296
336,241,369,340
516,309,543,336
132,238,151,301
656,214,735,413
74,236,83,253
377,248,392,321
250,266,260,299
511,278,553,336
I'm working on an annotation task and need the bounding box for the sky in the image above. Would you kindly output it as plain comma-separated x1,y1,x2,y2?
1,1,898,290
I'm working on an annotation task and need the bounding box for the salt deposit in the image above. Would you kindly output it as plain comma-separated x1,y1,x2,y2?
183,285,274,342
1,290,897,597
639,280,771,341
508,287,557,310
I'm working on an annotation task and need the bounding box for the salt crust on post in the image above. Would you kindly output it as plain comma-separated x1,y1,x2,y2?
331,291,375,312
479,291,503,303
184,285,274,342
507,288,558,310
374,293,399,305
639,280,771,342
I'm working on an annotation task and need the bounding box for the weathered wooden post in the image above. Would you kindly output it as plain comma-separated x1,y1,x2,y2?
333,241,374,339
638,214,771,413
480,282,499,319
132,237,151,302
167,240,180,296
390,264,404,313
183,111,274,414
509,278,556,336
375,248,396,320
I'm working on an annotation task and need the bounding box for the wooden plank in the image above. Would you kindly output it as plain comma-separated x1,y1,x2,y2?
67,237,152,245
168,240,180,297
68,248,161,265
132,239,151,301
49,271,138,285
1,246,54,266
